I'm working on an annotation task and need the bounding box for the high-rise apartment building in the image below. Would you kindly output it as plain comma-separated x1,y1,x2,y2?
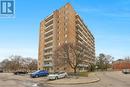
38,3,95,72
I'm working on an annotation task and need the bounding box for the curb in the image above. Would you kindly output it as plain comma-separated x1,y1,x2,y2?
47,74,101,85
47,78,100,85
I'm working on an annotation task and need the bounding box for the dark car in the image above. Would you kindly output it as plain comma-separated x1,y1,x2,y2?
14,71,28,75
0,70,3,73
30,70,49,78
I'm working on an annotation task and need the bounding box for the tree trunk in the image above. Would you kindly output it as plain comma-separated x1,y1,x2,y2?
74,68,77,75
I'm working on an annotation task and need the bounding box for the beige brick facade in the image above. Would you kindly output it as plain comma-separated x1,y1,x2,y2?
38,3,95,72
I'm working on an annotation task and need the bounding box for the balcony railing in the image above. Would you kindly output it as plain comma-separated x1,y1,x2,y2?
45,18,53,25
44,46,53,50
45,14,53,22
44,52,53,56
45,23,53,29
44,34,53,40
44,63,53,67
45,29,53,35
45,20,53,27
45,40,53,45
45,26,53,33
77,35,87,45
44,58,53,61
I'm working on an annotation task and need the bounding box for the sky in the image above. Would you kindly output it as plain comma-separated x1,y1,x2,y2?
0,0,130,61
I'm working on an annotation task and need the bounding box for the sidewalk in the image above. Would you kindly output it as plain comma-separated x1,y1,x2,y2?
47,72,100,85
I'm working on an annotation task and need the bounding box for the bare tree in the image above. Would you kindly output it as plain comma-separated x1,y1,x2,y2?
123,56,130,69
54,43,86,74
1,55,37,72
0,59,11,72
125,56,130,62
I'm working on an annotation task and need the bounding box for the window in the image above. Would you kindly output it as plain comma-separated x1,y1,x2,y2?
59,43,61,46
65,16,68,20
57,36,60,40
57,68,59,70
65,10,68,14
45,42,53,47
65,22,67,26
65,28,67,31
65,34,67,38
45,31,53,37
45,37,53,42
65,40,67,43
57,21,59,23
64,68,66,70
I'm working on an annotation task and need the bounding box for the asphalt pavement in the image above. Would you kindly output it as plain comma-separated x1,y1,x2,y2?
0,71,130,87
50,71,130,87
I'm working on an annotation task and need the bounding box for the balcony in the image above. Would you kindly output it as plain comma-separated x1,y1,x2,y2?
45,25,53,33
45,20,53,27
78,35,87,43
45,40,53,45
45,36,53,43
44,46,53,50
78,40,83,45
44,52,53,56
45,23,53,29
76,22,89,37
44,58,53,61
44,63,53,67
45,14,53,22
77,17,88,33
77,24,85,35
77,18,83,27
78,35,88,45
45,34,53,40
45,18,53,25
45,29,53,36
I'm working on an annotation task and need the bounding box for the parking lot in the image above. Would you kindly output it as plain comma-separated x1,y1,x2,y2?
0,73,50,87
51,71,130,87
0,71,130,87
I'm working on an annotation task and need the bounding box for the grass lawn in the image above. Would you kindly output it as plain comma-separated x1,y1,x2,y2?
79,72,89,77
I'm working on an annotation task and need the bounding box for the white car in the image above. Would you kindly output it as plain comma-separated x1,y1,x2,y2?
122,69,130,74
48,72,68,80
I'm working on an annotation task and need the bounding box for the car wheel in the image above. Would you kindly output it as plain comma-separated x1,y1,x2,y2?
35,75,39,78
64,75,67,78
55,76,58,80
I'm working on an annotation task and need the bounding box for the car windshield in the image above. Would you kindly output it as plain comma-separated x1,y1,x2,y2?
50,72,64,74
59,72,64,74
50,72,59,74
32,70,40,74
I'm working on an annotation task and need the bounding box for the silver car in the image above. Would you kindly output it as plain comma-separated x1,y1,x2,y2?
48,72,68,80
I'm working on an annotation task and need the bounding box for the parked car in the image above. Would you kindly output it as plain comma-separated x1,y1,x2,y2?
14,71,28,75
122,69,130,74
48,72,68,80
0,70,3,73
30,70,49,78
